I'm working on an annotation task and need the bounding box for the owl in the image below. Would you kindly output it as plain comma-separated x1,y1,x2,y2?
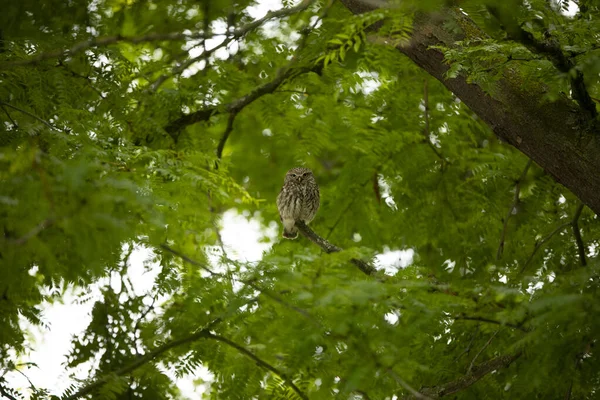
276,167,320,239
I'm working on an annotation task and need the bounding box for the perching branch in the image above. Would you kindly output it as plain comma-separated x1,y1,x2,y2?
497,159,532,260
417,353,522,398
206,333,308,400
571,203,587,266
295,221,378,276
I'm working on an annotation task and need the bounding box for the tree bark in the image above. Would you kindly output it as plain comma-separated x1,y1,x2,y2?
340,0,600,214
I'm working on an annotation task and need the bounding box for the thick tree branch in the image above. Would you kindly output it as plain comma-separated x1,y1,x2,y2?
295,221,377,276
339,1,600,215
497,159,532,260
206,333,308,400
417,353,522,398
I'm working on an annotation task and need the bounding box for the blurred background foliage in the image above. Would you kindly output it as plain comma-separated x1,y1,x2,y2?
1,0,599,398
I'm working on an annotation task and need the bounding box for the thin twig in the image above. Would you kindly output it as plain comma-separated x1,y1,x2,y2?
423,79,445,164
150,1,314,92
10,218,56,245
454,315,529,332
0,101,59,131
467,330,499,374
1,32,207,70
165,63,321,136
160,244,321,327
497,159,532,260
216,111,237,160
417,353,521,398
64,318,222,400
0,103,17,128
521,221,571,273
387,368,433,400
571,203,586,266
0,385,18,400
454,327,479,361
206,333,308,400
295,221,377,276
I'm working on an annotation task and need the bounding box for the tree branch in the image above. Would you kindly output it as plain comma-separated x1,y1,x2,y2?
0,101,61,131
571,203,586,266
387,368,433,400
64,319,222,400
0,384,18,400
216,112,237,161
295,221,377,276
10,217,57,245
486,6,597,119
149,0,314,92
164,63,321,138
454,315,529,332
497,159,532,260
467,330,499,374
339,1,600,215
417,353,522,398
423,79,445,164
0,32,211,70
206,333,308,400
160,244,322,327
521,221,572,273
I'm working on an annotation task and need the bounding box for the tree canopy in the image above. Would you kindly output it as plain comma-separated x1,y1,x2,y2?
1,0,599,399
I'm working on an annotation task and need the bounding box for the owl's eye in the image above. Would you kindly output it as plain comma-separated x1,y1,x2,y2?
303,172,309,176
291,173,297,177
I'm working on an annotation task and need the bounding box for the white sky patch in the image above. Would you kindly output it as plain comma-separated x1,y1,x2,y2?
375,247,414,275
246,0,284,18
353,71,381,95
377,175,398,211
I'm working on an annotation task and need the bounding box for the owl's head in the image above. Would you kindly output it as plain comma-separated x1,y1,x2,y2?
285,167,315,185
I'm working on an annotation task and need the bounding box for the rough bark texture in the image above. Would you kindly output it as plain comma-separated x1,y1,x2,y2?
341,0,600,215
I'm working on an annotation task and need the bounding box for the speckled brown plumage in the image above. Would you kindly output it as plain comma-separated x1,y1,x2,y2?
276,167,320,239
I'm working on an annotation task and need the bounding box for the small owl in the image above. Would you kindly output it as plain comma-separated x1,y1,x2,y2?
276,167,320,239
